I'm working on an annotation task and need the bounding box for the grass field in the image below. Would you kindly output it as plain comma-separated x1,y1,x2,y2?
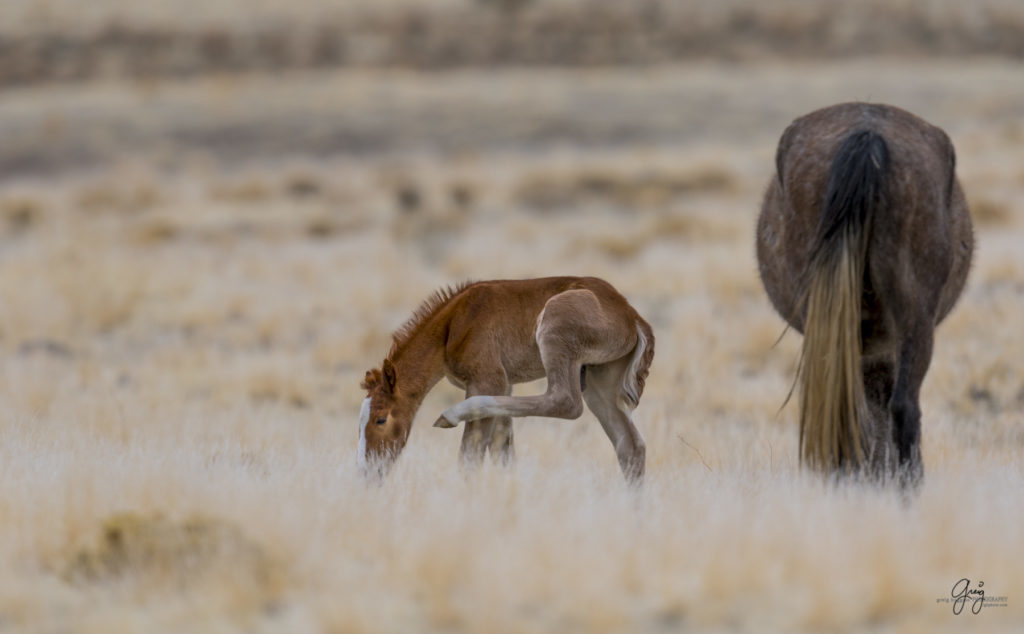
1,8,1023,632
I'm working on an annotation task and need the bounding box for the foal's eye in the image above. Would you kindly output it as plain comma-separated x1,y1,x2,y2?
375,418,387,426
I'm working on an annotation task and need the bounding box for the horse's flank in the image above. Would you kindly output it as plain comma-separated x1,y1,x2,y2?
757,102,973,486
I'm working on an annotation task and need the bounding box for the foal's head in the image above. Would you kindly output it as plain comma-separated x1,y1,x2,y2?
358,359,412,476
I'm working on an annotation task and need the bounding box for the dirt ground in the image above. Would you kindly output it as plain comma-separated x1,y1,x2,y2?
1,3,1023,632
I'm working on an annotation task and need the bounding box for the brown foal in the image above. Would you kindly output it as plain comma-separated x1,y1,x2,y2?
358,276,654,482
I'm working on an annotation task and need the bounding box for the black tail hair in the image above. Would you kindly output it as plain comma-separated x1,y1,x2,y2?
814,130,890,257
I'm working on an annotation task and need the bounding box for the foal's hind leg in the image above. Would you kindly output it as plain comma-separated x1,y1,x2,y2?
434,289,634,430
434,315,588,427
582,360,646,483
434,356,584,427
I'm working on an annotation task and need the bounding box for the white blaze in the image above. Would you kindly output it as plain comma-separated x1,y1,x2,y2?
357,397,371,467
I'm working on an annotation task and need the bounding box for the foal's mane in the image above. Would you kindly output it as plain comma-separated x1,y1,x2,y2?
388,280,475,358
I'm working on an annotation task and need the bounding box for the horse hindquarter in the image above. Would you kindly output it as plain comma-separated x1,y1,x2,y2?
797,130,889,474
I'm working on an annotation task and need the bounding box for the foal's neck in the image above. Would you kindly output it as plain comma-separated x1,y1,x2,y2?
389,313,448,409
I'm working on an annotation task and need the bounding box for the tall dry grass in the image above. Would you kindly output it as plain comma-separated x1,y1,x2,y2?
0,59,1023,632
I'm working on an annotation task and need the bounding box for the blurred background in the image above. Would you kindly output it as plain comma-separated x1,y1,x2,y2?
1,1,1024,632
3,0,1024,178
2,0,1022,421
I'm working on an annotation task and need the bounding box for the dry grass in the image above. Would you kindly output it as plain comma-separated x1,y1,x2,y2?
1,56,1023,633
64,512,284,601
0,194,44,233
970,195,1014,227
514,164,738,211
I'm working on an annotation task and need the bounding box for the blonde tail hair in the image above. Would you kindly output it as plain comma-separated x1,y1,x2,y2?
622,319,655,411
798,129,888,474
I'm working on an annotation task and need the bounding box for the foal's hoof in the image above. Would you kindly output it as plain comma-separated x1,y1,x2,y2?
433,414,457,429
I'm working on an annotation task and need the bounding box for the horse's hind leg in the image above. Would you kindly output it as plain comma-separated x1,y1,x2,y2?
890,317,935,490
582,359,646,483
862,354,898,479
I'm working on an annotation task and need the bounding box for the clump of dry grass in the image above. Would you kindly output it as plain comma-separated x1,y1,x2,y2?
64,512,282,594
1,194,44,232
515,165,738,211
969,195,1014,226
392,180,424,214
570,206,744,261
385,178,472,264
54,253,148,335
650,208,743,242
131,217,181,245
978,255,1023,288
208,179,275,204
0,247,148,345
448,180,478,211
246,370,313,409
75,181,161,214
281,172,322,200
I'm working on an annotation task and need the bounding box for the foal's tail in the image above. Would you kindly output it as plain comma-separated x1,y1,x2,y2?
799,130,889,474
622,318,655,411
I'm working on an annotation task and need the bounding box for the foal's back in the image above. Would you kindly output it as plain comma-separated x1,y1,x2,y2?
442,276,642,384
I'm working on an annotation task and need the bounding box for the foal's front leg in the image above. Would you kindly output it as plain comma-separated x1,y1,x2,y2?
458,376,513,467
488,417,515,464
459,418,515,466
460,420,491,467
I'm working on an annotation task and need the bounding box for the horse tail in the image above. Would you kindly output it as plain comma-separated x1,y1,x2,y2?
622,318,655,411
799,129,889,474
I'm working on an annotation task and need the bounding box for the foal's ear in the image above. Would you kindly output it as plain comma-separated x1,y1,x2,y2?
361,368,382,391
382,359,397,394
